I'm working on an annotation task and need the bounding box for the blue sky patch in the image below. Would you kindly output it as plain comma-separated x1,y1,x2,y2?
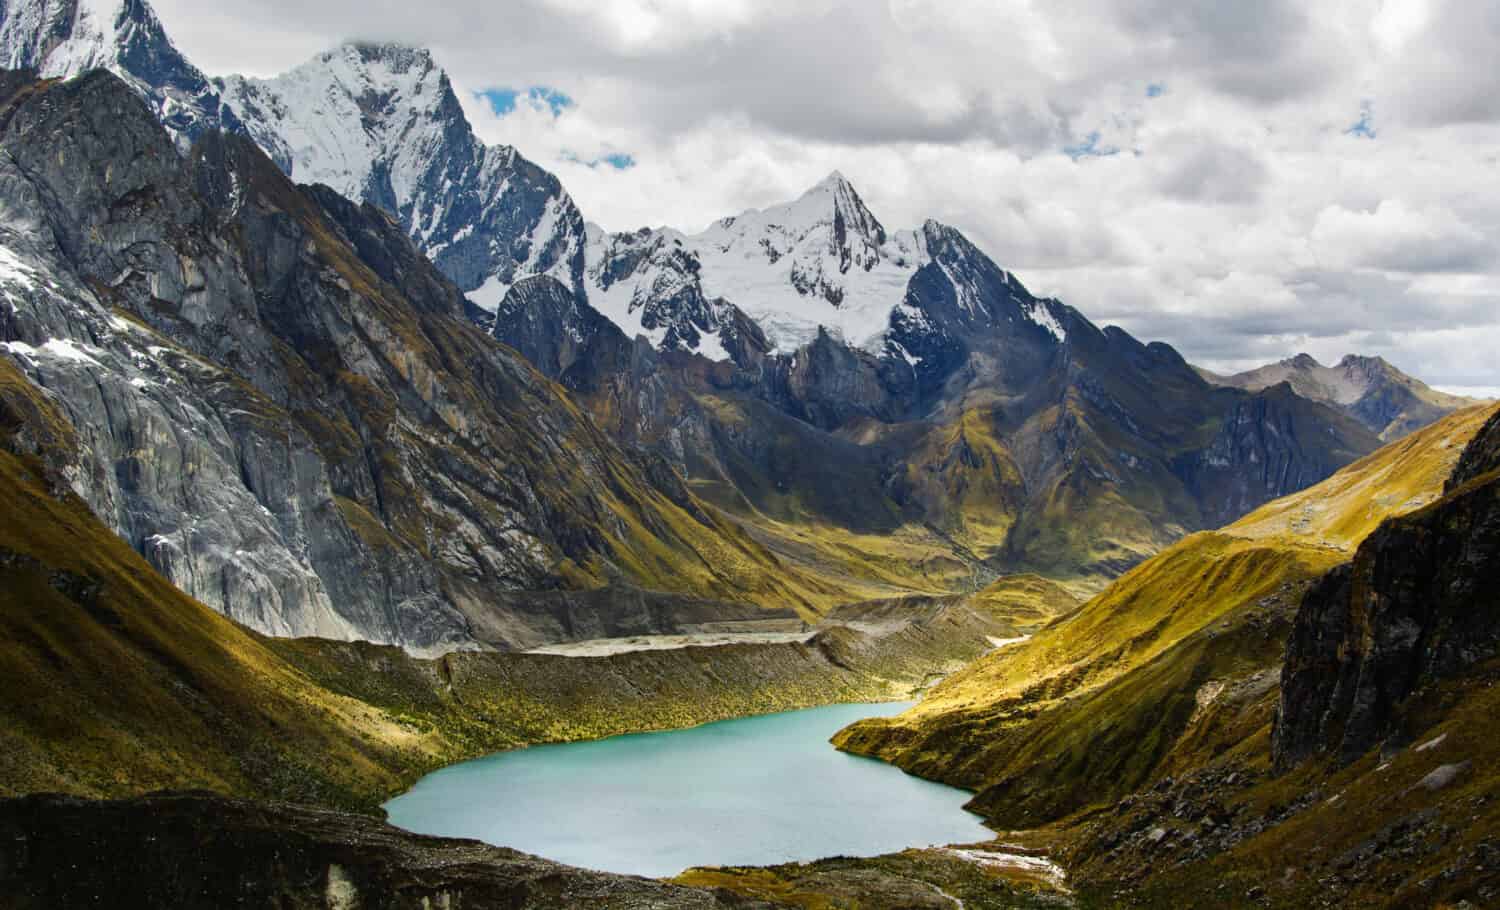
1064,131,1120,160
1346,102,1376,139
561,150,638,171
477,85,574,118
1146,83,1166,98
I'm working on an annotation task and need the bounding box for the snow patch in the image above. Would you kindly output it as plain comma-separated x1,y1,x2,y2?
467,274,509,313
1028,300,1067,342
3,337,101,366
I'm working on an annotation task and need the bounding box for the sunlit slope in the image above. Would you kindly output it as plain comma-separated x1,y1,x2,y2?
965,574,1081,635
834,403,1498,825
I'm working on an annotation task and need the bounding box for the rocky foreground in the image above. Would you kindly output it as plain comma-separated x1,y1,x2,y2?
0,792,773,909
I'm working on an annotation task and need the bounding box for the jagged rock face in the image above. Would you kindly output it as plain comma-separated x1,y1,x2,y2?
0,70,366,642
492,274,652,390
1274,407,1500,770
1176,382,1379,528
0,0,242,146
0,793,767,909
0,69,803,652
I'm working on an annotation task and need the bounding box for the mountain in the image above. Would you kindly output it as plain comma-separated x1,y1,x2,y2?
0,67,862,653
836,402,1495,822
587,172,930,360
0,0,1389,594
502,181,1385,587
580,172,1066,375
1202,352,1476,440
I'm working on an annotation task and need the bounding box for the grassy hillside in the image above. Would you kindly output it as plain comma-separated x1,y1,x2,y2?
834,403,1498,827
965,573,1082,635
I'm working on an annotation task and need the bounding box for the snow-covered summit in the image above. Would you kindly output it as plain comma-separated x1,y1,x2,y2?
1,0,122,77
217,43,459,204
581,172,1063,366
690,171,926,352
216,41,586,302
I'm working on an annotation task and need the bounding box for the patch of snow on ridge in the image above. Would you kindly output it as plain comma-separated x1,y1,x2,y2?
0,245,38,283
0,0,117,77
2,337,102,367
40,337,102,365
466,274,509,313
1028,300,1067,342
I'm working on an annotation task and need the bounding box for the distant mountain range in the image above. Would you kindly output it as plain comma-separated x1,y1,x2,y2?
1199,353,1478,440
0,0,1466,650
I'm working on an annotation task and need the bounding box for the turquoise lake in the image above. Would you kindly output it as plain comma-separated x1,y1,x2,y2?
383,701,991,877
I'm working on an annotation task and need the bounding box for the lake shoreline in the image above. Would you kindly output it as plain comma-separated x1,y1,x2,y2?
384,701,993,879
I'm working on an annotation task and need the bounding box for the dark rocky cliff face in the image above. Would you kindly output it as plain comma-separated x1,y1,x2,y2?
1177,381,1378,528
1274,408,1500,770
0,792,768,909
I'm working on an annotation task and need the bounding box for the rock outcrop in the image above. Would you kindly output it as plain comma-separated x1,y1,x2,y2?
1274,407,1500,769
0,792,770,908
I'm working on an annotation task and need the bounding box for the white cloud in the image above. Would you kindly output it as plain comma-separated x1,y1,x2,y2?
1311,200,1492,273
146,0,1500,391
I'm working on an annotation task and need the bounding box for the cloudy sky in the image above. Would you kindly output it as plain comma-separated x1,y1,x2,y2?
153,0,1500,394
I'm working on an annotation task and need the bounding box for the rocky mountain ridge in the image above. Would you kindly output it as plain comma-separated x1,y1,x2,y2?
1203,351,1475,440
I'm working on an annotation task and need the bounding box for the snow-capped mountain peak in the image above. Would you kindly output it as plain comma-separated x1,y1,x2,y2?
670,174,924,352
579,172,1071,364
212,38,586,305
216,42,456,201
700,171,895,274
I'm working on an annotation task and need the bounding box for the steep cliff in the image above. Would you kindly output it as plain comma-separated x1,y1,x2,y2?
1274,406,1500,769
